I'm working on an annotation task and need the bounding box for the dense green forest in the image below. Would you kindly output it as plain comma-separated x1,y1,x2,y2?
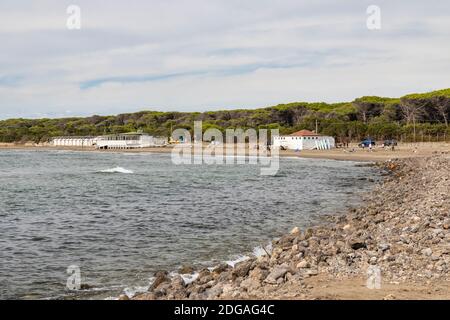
1,88,449,143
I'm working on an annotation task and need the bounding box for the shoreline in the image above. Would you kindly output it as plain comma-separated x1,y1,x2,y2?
131,155,449,300
1,142,449,162
2,145,448,299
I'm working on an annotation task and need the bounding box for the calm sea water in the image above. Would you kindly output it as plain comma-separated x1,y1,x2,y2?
0,150,379,299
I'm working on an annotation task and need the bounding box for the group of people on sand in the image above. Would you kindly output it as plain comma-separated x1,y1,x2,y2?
342,142,396,153
367,143,396,152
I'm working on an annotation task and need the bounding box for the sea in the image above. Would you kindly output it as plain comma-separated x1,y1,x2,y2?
0,149,379,299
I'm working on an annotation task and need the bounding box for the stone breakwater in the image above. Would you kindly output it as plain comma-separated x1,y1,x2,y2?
133,156,449,300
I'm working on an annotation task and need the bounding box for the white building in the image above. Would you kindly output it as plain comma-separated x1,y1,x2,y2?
272,130,335,150
96,133,168,149
52,136,98,147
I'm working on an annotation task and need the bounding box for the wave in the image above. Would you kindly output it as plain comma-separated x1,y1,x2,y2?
99,167,134,174
225,255,251,268
116,240,273,299
252,242,273,258
122,284,150,298
177,272,199,285
119,272,199,300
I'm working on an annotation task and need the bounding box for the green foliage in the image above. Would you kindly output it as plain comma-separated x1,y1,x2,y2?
1,88,449,143
402,88,450,100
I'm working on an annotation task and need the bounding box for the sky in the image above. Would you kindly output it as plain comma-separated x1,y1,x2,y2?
0,0,449,119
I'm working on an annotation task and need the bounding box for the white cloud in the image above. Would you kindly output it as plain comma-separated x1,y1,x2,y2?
0,0,449,118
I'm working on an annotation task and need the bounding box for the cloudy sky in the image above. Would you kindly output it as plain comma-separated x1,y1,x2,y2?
0,0,449,119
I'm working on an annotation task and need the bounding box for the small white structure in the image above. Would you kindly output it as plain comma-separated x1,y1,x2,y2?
273,130,335,150
52,136,98,147
96,133,168,149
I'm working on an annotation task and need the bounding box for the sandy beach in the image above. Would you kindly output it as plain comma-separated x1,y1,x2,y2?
1,142,449,162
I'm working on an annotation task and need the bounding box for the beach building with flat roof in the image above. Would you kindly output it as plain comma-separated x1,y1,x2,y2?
52,136,98,147
96,133,168,149
51,133,168,149
272,130,335,150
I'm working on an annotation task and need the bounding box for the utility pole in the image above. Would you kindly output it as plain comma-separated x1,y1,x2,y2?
315,119,318,134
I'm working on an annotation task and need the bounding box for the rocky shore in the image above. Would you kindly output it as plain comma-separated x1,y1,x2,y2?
133,155,450,300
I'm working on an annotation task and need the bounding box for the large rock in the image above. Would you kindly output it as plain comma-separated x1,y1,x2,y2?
212,263,230,275
304,228,314,239
378,243,390,252
264,264,290,284
149,271,169,291
206,284,223,299
248,267,269,282
240,277,261,291
278,234,296,246
196,269,213,284
171,275,186,290
349,239,367,250
343,224,352,231
303,268,319,277
290,226,300,235
179,265,195,274
167,280,188,299
232,260,254,278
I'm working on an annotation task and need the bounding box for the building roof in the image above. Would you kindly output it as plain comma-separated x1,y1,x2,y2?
101,132,147,138
289,129,322,137
121,132,146,135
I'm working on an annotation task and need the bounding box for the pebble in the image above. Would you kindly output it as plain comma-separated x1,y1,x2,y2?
296,261,310,269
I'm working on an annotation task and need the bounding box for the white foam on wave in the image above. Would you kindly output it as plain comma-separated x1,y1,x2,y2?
168,270,200,285
99,167,134,174
226,255,250,267
122,284,150,298
113,239,276,300
180,272,199,285
118,271,200,299
252,242,273,258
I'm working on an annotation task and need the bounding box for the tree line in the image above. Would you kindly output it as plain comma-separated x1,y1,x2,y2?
0,88,449,143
